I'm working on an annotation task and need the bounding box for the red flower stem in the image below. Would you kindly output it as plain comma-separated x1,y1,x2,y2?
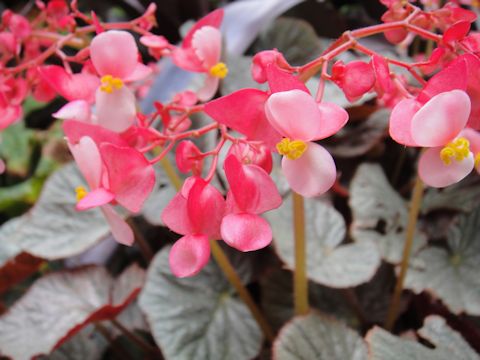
385,175,424,330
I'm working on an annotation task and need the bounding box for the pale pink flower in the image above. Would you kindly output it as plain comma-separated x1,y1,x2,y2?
172,9,226,101
90,30,151,132
265,89,348,197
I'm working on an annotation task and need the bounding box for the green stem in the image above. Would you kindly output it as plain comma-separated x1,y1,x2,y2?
385,176,424,330
292,192,309,315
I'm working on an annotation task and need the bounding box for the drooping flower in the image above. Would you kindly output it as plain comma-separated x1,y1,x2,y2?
172,9,226,101
221,155,281,251
162,177,225,277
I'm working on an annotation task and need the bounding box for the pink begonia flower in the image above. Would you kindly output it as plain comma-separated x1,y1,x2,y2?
0,76,27,129
331,60,376,102
67,137,134,245
265,89,348,197
90,30,151,132
227,142,273,174
73,139,155,213
162,177,225,277
390,90,473,187
221,155,281,251
172,9,226,101
175,140,203,175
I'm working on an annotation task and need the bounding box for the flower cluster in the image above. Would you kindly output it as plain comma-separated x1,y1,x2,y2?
2,0,480,277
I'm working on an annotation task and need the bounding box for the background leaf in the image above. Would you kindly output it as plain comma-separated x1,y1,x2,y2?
266,193,380,288
0,264,144,360
138,245,262,360
404,206,480,315
366,315,479,360
350,163,427,264
272,312,367,360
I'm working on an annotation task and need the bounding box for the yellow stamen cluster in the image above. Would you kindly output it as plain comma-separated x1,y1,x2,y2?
100,75,124,93
439,137,470,165
209,62,228,79
75,186,88,202
475,153,480,168
276,138,308,160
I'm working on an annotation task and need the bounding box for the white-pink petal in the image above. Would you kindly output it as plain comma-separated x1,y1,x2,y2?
192,26,222,70
265,89,323,141
388,98,420,147
95,87,136,133
411,90,471,147
314,102,349,139
90,30,138,79
221,213,272,251
101,205,134,246
67,136,102,189
418,146,474,187
197,75,220,102
282,142,336,197
53,100,92,123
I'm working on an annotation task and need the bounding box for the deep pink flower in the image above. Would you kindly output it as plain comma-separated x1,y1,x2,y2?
162,177,225,277
172,9,226,101
221,155,281,251
251,49,290,84
175,140,203,175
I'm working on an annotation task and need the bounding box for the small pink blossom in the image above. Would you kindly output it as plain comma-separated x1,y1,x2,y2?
162,177,225,277
221,155,281,251
172,9,226,101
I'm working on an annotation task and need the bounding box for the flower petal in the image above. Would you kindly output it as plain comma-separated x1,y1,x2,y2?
282,142,336,197
95,86,136,133
76,187,115,210
161,191,192,235
265,64,309,94
101,205,134,246
204,88,282,148
389,98,420,146
53,100,91,122
314,102,349,139
90,30,138,78
192,26,221,69
411,90,471,147
67,136,102,189
169,234,211,277
265,89,322,141
419,147,474,188
221,213,272,251
100,144,155,213
196,75,219,102
63,120,129,148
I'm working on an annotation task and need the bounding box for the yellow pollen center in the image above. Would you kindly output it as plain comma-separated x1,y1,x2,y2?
439,137,470,165
100,75,124,93
209,62,228,79
75,186,88,202
276,138,308,160
475,153,480,168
